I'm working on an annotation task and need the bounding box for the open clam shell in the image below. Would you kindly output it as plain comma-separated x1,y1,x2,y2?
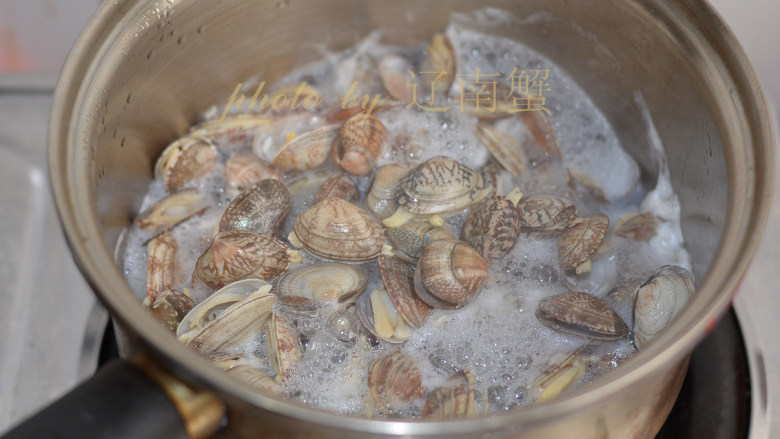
356,289,412,344
531,347,587,403
218,179,291,237
225,365,282,395
195,230,295,289
333,114,387,177
185,288,277,353
474,123,527,178
378,255,431,328
385,220,454,264
266,311,303,383
155,135,218,192
143,289,194,332
413,239,488,309
378,55,418,105
272,124,341,172
368,351,425,409
366,163,413,220
146,232,177,300
292,197,384,262
633,265,695,350
422,370,476,419
274,262,367,308
558,214,609,272
536,292,628,341
224,153,282,189
420,33,456,98
135,189,208,235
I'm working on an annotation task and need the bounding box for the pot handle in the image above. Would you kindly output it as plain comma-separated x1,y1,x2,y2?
1,356,225,439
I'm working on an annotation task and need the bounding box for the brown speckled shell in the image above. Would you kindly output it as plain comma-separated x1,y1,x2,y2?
155,136,218,192
368,351,424,408
378,255,431,328
517,196,577,234
385,220,454,263
536,291,628,341
461,196,521,264
397,156,489,216
144,289,194,332
314,173,359,204
272,124,341,172
219,179,290,237
333,114,387,176
293,197,384,262
614,212,658,241
558,214,609,271
414,239,488,309
224,153,281,189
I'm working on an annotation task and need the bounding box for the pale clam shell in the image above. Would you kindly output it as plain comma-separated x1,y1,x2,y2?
293,197,384,262
461,195,521,264
536,292,628,341
266,311,303,382
355,288,410,344
224,153,282,189
558,214,609,272
272,124,341,172
366,163,412,219
146,232,177,300
314,173,359,204
195,230,293,289
422,370,476,419
378,255,431,328
633,265,695,350
225,365,282,395
155,135,218,192
397,156,491,216
420,34,456,98
333,114,387,176
614,212,659,242
385,220,454,264
218,179,291,237
135,189,208,235
368,351,424,409
474,123,527,178
190,113,272,150
274,262,367,308
531,347,586,402
378,55,418,105
414,239,488,309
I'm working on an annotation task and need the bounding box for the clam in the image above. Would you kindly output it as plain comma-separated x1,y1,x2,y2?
333,114,387,176
155,135,218,192
218,179,291,237
420,34,456,98
356,289,413,343
185,288,277,353
414,239,488,309
225,365,282,395
633,265,695,350
271,124,341,172
518,111,561,163
558,214,609,272
349,54,384,98
314,173,359,204
536,292,628,341
531,347,586,403
516,196,578,235
177,279,273,342
266,311,303,383
146,232,177,300
135,189,208,235
386,220,455,264
384,156,491,228
461,188,523,264
366,163,413,220
143,289,194,332
190,113,272,150
474,123,527,178
224,153,282,189
205,351,267,371
274,262,368,308
195,230,300,289
368,351,424,409
614,212,659,242
291,197,384,262
378,55,418,105
422,370,477,419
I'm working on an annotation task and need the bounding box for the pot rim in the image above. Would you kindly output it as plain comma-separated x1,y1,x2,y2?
48,0,775,435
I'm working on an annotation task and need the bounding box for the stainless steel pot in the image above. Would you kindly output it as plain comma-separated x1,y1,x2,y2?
25,0,775,438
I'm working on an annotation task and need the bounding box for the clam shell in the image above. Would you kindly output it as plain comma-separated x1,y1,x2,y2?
218,179,291,237
633,265,695,350
266,311,303,382
422,370,476,419
378,55,418,104
356,288,412,344
143,289,194,332
186,288,277,353
366,163,413,219
177,279,272,340
272,124,341,172
333,114,387,176
397,156,491,216
414,239,488,309
474,123,527,178
420,34,456,98
195,230,293,289
314,173,359,204
224,153,282,189
518,111,561,163
155,135,218,192
614,212,658,242
386,220,455,264
368,351,424,409
536,292,628,341
274,262,367,308
190,113,272,150
135,189,208,235
146,232,177,300
517,196,577,234
461,195,521,264
225,365,282,395
531,347,586,402
558,214,609,272
293,197,384,262
378,255,431,328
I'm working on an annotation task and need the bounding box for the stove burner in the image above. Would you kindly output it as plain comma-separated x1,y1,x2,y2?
98,311,751,438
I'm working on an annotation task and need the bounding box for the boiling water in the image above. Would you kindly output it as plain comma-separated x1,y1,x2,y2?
122,22,691,417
